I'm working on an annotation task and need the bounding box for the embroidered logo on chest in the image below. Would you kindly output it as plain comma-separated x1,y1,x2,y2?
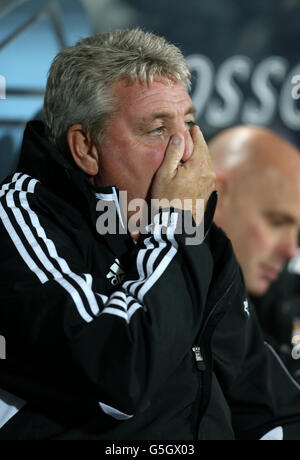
106,259,126,286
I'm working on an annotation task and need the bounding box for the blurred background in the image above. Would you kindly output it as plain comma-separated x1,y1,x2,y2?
0,0,300,182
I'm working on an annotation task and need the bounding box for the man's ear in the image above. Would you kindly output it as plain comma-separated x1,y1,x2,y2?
214,173,231,216
214,173,229,198
67,124,99,176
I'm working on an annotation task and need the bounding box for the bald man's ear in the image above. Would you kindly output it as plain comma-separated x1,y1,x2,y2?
67,124,99,176
214,173,231,211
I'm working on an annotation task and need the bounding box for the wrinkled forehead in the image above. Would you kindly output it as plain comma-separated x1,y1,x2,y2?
110,76,193,112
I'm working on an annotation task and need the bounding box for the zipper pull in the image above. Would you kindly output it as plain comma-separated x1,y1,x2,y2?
192,346,206,371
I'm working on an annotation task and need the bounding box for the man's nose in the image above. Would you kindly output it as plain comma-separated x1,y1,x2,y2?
181,127,194,163
276,230,299,262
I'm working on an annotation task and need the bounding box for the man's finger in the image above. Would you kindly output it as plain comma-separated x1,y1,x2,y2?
190,125,212,168
157,134,185,178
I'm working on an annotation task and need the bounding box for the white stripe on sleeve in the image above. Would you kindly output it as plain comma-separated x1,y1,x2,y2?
0,178,94,322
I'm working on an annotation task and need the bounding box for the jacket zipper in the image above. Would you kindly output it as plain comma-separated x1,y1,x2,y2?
192,278,236,439
192,346,206,371
192,280,235,371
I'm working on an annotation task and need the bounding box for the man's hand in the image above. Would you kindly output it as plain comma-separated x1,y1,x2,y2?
151,125,216,225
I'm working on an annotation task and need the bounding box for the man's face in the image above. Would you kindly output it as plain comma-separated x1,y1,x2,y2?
220,171,300,296
96,77,195,204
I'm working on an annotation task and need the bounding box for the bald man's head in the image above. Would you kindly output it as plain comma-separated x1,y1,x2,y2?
209,126,300,296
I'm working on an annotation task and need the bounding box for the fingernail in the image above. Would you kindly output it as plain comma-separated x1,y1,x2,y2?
171,135,182,146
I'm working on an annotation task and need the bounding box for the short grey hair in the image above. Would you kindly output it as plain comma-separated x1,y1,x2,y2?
43,28,191,153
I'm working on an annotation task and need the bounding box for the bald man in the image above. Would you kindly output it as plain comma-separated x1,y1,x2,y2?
210,126,300,296
209,125,300,379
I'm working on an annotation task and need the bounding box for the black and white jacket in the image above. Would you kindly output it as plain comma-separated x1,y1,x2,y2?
0,121,300,440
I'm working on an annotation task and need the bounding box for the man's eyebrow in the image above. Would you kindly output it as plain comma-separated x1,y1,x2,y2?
265,211,298,225
138,105,197,126
186,106,197,117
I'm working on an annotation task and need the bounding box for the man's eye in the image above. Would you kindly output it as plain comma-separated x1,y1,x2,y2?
270,220,284,227
186,121,196,131
150,126,165,136
267,215,287,227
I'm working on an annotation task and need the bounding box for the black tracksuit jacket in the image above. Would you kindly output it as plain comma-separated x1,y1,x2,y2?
0,121,300,440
